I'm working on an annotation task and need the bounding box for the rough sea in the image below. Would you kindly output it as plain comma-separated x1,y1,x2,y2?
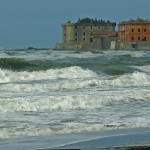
0,49,150,149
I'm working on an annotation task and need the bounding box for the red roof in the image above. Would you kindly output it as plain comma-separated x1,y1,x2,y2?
95,31,116,36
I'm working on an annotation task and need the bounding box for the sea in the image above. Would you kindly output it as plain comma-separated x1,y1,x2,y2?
0,49,150,149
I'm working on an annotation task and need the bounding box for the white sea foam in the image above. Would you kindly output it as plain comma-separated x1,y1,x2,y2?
1,50,150,140
0,88,150,113
0,66,97,83
106,71,150,86
131,65,150,73
0,118,149,139
0,95,104,113
0,78,102,92
1,70,150,93
0,88,150,139
129,51,150,58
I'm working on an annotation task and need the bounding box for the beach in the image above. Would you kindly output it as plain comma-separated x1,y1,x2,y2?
0,127,150,150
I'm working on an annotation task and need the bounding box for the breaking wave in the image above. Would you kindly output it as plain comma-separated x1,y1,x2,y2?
0,66,98,83
107,71,150,86
0,89,150,113
0,67,150,93
0,50,150,140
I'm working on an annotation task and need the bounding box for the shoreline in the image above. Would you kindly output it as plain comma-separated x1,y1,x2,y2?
1,127,150,150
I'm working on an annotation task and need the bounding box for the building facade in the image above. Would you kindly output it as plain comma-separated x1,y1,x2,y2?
56,18,116,50
118,17,150,42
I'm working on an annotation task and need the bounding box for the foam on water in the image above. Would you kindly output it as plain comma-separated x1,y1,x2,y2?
0,79,102,92
0,88,150,113
0,50,150,140
0,66,97,83
1,68,150,94
106,71,150,86
0,115,149,139
131,65,150,73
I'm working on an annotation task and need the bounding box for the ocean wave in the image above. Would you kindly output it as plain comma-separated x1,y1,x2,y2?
0,58,33,71
107,71,150,86
0,79,102,92
1,69,150,92
0,89,150,113
0,95,104,112
131,65,150,73
0,66,98,83
0,121,149,139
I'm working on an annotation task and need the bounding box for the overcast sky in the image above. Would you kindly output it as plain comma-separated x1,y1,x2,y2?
0,0,150,49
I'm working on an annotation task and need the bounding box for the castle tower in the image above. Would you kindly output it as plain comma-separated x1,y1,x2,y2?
62,22,75,43
56,18,117,50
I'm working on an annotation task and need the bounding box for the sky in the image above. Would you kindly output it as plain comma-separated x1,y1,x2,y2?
0,0,150,49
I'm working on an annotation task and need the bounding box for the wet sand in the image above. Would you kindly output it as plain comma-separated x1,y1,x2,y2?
0,127,150,150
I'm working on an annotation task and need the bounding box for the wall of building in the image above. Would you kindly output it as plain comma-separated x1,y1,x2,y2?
56,36,118,50
117,41,150,50
93,37,102,49
119,23,150,42
74,25,94,46
56,18,117,50
62,23,76,43
55,43,82,50
100,37,118,49
62,24,115,45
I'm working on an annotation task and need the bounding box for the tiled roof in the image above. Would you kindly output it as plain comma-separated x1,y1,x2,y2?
95,31,117,36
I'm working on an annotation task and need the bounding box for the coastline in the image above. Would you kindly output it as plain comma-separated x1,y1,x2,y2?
0,127,150,150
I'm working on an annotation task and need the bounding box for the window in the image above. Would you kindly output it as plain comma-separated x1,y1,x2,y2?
138,37,140,41
91,32,93,35
132,44,136,48
144,37,147,41
91,26,93,29
132,37,134,41
132,29,134,32
83,26,85,29
83,32,85,35
75,38,77,41
75,26,77,29
144,29,146,32
90,38,93,43
138,28,140,32
83,38,85,41
75,32,77,36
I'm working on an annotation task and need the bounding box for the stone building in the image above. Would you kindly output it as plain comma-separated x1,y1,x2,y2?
56,18,117,50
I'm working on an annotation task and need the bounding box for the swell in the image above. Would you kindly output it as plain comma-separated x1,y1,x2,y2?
0,66,98,83
0,53,149,75
0,58,37,71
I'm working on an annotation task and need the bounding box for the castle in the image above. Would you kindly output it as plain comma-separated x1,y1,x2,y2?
56,17,150,50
